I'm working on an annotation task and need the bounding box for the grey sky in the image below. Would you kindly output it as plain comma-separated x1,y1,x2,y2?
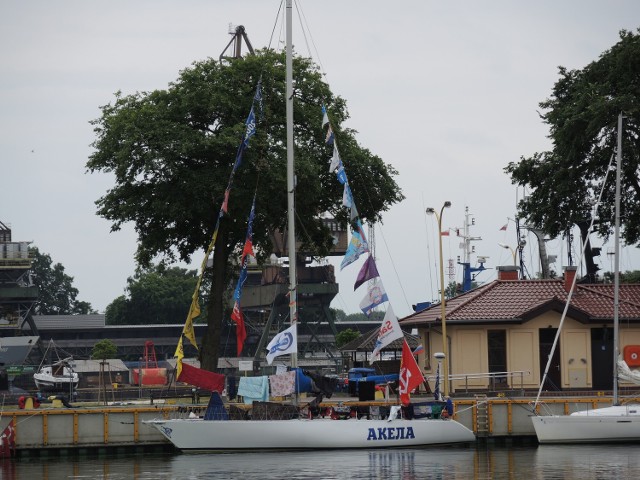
2,1,639,317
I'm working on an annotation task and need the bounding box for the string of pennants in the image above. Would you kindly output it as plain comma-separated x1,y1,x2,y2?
321,105,403,361
174,81,263,373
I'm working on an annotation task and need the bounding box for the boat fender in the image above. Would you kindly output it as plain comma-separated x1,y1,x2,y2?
624,345,640,367
18,396,25,409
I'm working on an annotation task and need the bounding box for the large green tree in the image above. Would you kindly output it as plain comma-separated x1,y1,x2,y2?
87,49,403,371
105,264,200,325
30,247,93,315
505,30,640,281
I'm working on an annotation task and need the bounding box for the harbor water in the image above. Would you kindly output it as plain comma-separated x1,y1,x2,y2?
3,444,640,479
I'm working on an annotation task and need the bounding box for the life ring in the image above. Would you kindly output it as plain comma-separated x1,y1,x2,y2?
623,345,640,367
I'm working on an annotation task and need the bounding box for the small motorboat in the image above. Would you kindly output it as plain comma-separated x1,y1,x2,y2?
33,357,79,392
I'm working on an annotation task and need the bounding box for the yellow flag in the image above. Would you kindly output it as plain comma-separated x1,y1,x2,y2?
182,296,200,350
175,336,184,379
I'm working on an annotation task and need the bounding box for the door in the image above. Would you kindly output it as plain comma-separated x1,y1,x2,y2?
591,327,614,390
488,330,507,388
539,328,561,390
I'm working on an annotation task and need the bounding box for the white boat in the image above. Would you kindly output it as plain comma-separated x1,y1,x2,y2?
150,414,475,451
145,0,475,450
531,113,640,444
33,357,79,392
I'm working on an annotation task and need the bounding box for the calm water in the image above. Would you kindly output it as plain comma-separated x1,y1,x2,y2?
2,444,640,479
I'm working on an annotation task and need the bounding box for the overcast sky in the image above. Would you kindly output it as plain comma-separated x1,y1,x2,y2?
2,1,639,318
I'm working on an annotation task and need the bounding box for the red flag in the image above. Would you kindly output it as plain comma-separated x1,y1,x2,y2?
177,362,226,393
230,302,247,356
0,423,15,458
221,189,231,214
499,223,508,231
440,230,450,236
399,339,425,405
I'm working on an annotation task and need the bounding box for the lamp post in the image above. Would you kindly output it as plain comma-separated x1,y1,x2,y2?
426,201,451,396
498,242,517,266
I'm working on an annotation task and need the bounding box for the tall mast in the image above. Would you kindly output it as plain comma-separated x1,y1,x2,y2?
613,112,622,404
285,0,298,372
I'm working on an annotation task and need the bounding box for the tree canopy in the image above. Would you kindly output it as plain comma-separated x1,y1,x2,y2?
87,49,404,370
92,339,117,361
105,264,200,325
30,247,93,315
505,29,640,280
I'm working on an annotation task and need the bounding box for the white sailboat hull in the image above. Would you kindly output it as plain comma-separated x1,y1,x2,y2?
146,417,476,451
532,406,640,444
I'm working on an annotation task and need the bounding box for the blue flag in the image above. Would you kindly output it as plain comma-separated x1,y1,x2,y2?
340,220,369,270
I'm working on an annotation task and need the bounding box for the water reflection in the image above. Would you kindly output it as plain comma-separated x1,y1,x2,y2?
3,444,640,479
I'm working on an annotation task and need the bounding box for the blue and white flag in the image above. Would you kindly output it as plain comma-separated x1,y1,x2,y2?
243,106,256,148
340,220,369,270
359,280,389,316
325,125,334,145
371,305,404,362
321,104,329,128
336,163,348,185
266,324,298,365
342,184,353,209
329,144,340,172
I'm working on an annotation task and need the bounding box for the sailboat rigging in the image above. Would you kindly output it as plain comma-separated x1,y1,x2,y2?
531,113,640,444
145,0,475,450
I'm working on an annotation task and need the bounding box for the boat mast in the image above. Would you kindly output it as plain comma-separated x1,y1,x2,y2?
285,0,298,375
613,112,622,405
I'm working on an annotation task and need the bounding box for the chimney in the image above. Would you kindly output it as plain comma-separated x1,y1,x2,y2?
497,265,520,281
564,266,577,292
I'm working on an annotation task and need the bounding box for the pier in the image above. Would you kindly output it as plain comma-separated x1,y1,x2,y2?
1,394,635,455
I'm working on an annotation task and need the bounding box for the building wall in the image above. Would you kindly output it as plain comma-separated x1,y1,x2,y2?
419,312,640,392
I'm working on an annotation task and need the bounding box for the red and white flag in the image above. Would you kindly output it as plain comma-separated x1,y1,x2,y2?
0,423,15,457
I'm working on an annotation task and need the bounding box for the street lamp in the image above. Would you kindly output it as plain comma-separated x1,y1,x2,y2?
426,201,452,396
498,243,517,266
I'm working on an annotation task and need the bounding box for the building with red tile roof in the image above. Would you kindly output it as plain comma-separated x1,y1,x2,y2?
399,266,640,394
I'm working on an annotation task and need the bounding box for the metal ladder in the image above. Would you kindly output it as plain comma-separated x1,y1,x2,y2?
475,394,489,436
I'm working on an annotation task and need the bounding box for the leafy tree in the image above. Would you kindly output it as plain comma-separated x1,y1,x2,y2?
105,264,199,325
603,270,640,283
30,246,94,315
505,30,640,281
87,49,403,371
344,311,385,322
92,339,117,361
335,328,360,348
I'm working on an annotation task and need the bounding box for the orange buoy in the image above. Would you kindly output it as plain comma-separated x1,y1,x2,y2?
623,345,640,367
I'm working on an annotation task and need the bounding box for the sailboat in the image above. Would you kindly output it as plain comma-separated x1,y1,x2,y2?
531,113,640,444
145,0,475,450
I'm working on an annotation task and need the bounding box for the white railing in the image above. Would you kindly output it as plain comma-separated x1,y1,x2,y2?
425,370,530,394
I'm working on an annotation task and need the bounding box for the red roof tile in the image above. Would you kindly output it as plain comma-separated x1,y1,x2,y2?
400,279,640,326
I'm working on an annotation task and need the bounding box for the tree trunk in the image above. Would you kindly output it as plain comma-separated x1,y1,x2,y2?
200,218,230,372
577,221,599,283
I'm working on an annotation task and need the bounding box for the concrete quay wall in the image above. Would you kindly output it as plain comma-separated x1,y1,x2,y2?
0,396,629,453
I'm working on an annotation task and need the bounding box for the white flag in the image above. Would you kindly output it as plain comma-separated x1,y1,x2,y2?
266,324,298,365
329,144,340,172
371,305,403,363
